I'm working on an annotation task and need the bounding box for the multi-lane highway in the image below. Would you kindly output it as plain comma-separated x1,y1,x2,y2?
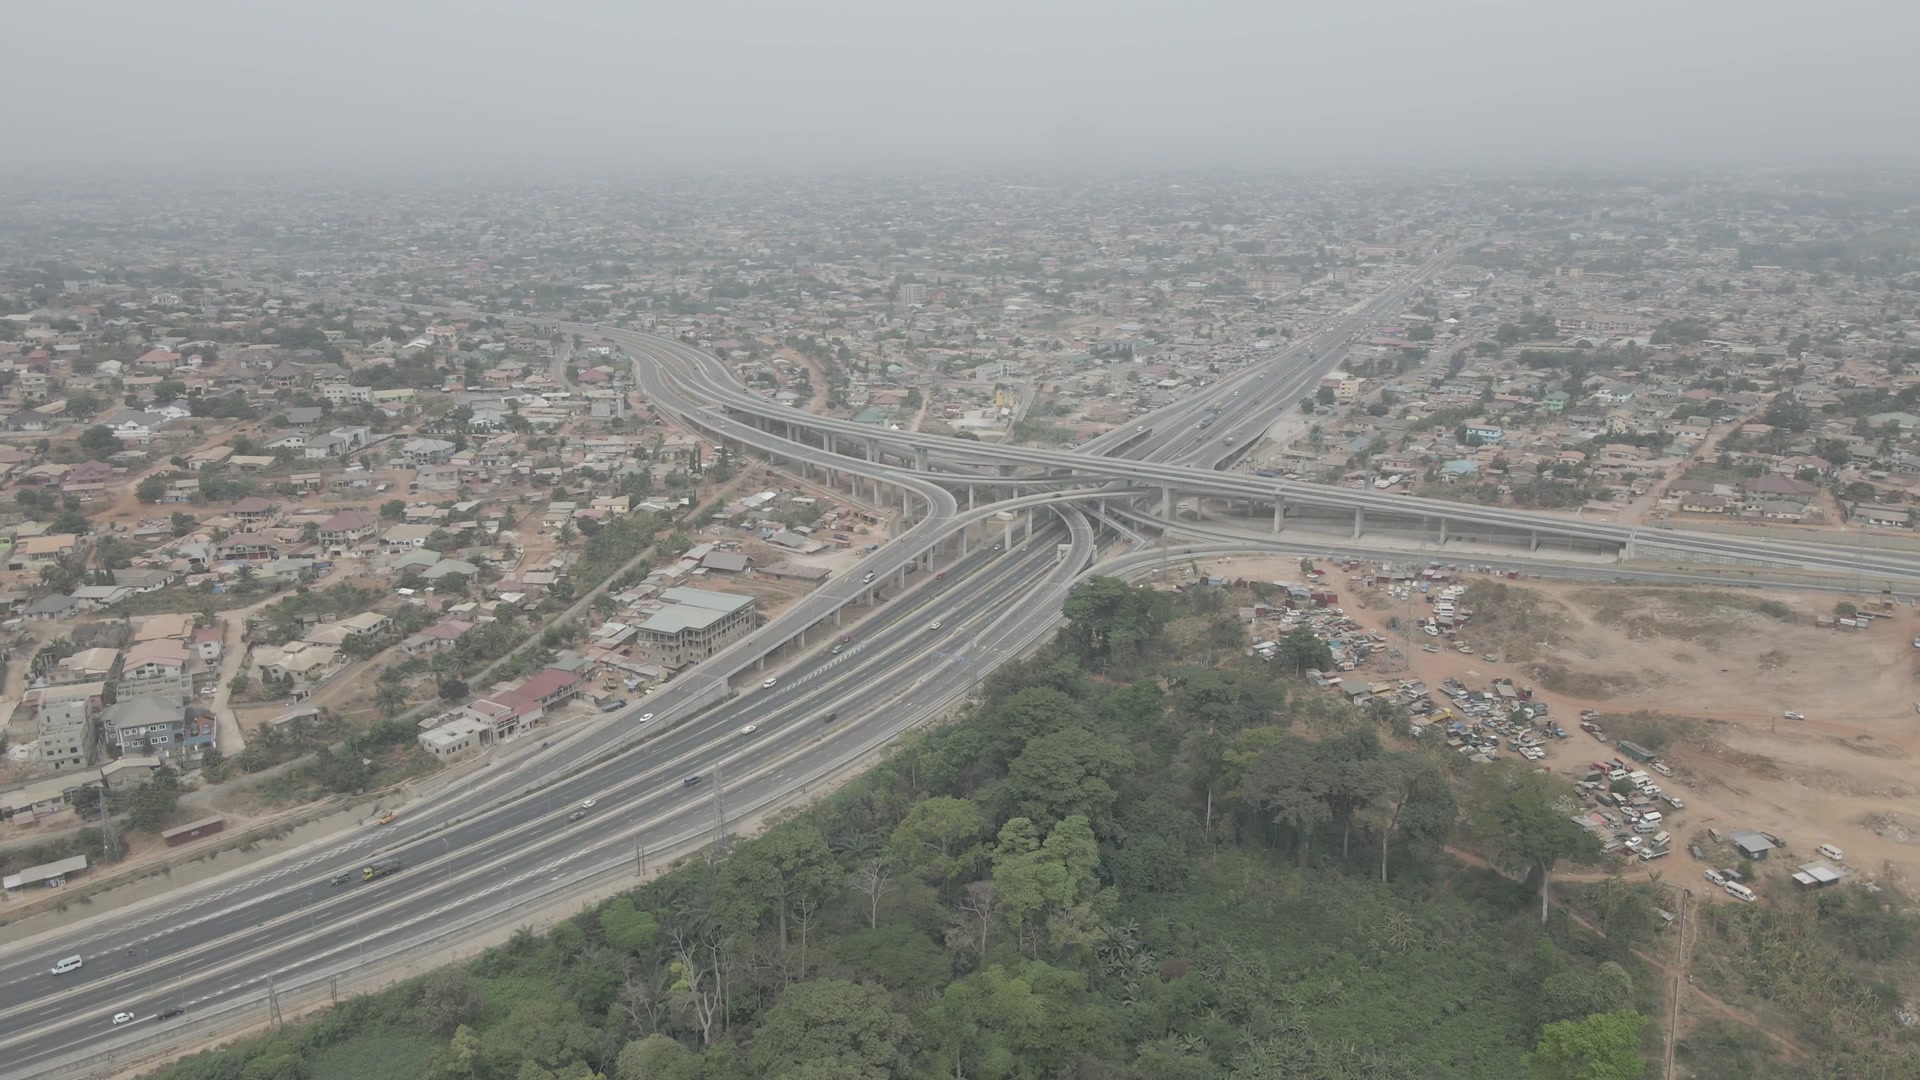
0,514,1091,1078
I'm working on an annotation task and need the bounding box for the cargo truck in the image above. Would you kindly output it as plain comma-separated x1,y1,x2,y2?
362,857,404,881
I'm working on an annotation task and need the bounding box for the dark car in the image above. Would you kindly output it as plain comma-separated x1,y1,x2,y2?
568,809,588,821
822,712,839,724
329,872,353,886
682,775,702,787
157,1007,185,1021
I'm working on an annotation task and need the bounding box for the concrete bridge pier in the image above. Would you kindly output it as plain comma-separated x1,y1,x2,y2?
1161,486,1174,520
1024,512,1034,541
913,447,929,471
1352,507,1366,540
1002,516,1015,552
865,438,880,462
1272,498,1285,534
1530,530,1541,552
1437,517,1448,546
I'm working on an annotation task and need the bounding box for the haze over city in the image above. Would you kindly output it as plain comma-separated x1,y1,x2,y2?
8,0,1919,174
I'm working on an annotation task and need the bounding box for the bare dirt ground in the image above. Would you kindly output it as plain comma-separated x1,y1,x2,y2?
1200,554,1920,904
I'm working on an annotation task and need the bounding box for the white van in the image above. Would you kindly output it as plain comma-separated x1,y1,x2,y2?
1640,810,1663,825
1724,882,1757,903
1816,844,1844,862
1651,831,1671,848
50,956,82,975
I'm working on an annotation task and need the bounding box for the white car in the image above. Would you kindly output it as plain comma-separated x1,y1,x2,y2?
637,712,655,723
927,620,943,631
1784,711,1805,721
1704,869,1726,885
740,724,759,736
761,678,778,689
112,1012,135,1026
579,799,596,810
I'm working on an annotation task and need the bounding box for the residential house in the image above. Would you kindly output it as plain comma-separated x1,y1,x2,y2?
120,639,193,700
100,695,216,762
69,584,134,610
318,382,372,405
317,509,381,551
1846,501,1911,528
112,567,176,593
104,409,169,443
212,535,278,562
231,496,278,524
192,626,224,665
382,523,437,551
12,533,81,567
59,460,118,499
400,437,456,464
53,648,120,686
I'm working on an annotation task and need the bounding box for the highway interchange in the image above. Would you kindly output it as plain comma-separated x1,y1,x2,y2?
6,236,1917,1077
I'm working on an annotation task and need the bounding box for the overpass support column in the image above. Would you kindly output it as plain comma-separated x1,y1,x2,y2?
1623,534,1635,561
958,528,968,558
834,607,842,627
913,447,929,471
1002,516,1015,552
966,485,975,511
1352,507,1365,540
756,653,766,671
902,486,912,515
1437,518,1448,546
1272,498,1284,534
1024,512,1033,541
1161,486,1174,520
1530,531,1540,552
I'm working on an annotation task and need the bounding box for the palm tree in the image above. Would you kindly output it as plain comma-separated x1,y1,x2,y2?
375,684,407,717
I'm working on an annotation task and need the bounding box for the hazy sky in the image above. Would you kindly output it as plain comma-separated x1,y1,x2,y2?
9,0,1916,175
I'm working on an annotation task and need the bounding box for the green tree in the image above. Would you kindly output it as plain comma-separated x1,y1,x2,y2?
78,425,121,459
51,510,91,536
376,683,408,717
1060,575,1170,673
599,897,660,953
1241,734,1331,867
889,795,986,886
613,1035,697,1080
1272,626,1334,675
749,979,909,1080
136,474,168,502
1001,726,1130,828
991,815,1100,950
381,498,408,520
1473,766,1599,924
1367,756,1456,882
1524,1010,1646,1080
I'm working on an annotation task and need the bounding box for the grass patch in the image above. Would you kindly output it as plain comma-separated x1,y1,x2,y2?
1596,711,1708,753
1460,583,1569,662
310,1032,437,1080
1526,664,1644,699
1570,587,1800,645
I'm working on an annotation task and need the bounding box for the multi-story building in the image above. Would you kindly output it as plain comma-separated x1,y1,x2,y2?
634,587,758,670
36,698,97,771
119,639,193,701
99,695,216,762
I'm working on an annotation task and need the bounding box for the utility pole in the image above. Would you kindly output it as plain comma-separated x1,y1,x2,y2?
266,974,284,1029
